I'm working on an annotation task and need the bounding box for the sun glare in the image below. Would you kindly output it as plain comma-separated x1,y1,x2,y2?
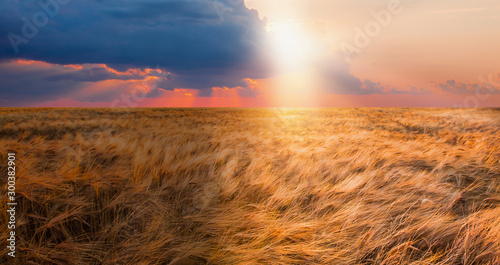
266,22,322,73
264,21,324,106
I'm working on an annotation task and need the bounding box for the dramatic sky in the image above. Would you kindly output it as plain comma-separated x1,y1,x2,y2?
1,0,499,107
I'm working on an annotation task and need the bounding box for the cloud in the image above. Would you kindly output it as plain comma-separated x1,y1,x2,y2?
208,78,260,98
0,60,166,104
315,56,372,95
437,79,500,94
387,86,432,95
313,55,436,95
0,0,270,92
314,56,391,95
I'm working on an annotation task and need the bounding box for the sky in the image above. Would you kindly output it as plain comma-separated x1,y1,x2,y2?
0,0,499,107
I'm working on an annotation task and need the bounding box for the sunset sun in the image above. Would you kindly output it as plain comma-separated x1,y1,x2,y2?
266,22,322,73
263,21,325,105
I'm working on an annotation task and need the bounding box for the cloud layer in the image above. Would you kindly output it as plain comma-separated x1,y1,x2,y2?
437,79,500,95
0,0,269,92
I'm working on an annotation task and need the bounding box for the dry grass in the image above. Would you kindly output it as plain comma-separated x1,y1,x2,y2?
1,108,499,264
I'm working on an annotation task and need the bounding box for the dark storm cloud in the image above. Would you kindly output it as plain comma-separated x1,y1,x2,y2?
43,66,146,82
157,67,251,90
0,61,85,103
0,0,269,89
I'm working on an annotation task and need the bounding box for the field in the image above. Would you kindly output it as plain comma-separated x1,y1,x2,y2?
1,108,500,264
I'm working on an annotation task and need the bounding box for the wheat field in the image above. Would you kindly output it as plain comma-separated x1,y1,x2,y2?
1,108,499,264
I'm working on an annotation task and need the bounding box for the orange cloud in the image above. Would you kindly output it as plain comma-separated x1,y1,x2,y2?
11,59,165,77
211,86,243,97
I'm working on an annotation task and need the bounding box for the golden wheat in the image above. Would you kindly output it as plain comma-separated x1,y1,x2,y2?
1,108,499,264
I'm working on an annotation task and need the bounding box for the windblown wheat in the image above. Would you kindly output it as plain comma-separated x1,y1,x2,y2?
1,108,499,264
